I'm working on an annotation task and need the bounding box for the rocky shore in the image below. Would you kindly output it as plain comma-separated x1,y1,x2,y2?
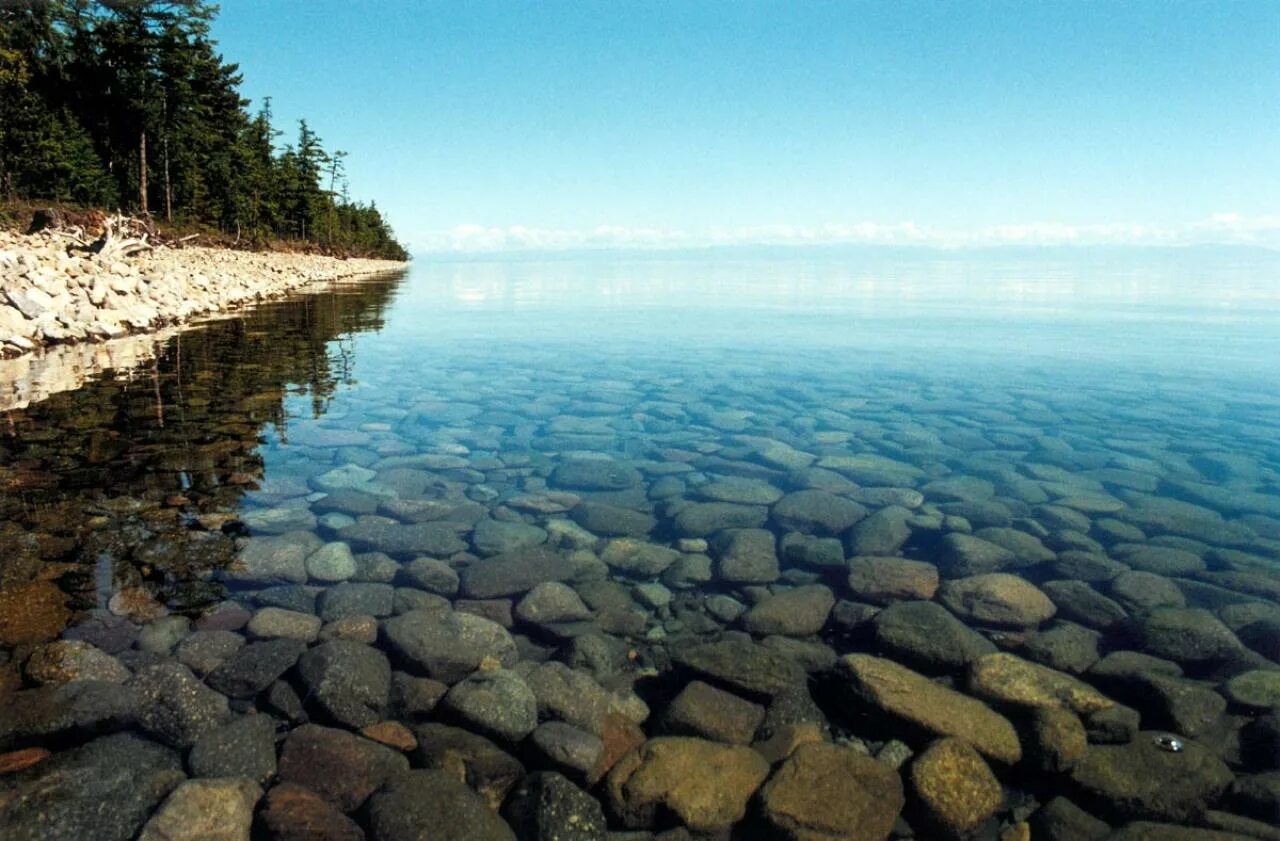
0,228,406,357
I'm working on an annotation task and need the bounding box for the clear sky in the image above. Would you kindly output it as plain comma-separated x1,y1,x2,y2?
212,1,1280,253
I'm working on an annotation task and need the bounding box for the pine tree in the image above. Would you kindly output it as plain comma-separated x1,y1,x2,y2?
0,0,406,258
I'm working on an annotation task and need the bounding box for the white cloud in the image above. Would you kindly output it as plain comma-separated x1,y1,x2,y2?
413,214,1280,254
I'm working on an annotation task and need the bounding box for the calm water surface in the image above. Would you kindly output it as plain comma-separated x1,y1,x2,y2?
1,252,1278,839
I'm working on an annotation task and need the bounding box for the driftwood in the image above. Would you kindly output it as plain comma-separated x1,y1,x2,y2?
34,210,155,260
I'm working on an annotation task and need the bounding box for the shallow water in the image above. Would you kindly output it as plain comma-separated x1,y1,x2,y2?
2,252,1279,839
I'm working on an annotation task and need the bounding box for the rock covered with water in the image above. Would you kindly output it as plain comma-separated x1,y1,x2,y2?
759,741,904,840
4,280,1280,841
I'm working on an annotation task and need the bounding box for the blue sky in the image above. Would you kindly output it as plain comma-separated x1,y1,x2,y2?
213,1,1280,252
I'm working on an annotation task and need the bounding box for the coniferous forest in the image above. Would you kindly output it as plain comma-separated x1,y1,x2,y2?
0,1,408,260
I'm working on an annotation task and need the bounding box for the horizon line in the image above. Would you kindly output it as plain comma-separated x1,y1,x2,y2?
405,214,1280,256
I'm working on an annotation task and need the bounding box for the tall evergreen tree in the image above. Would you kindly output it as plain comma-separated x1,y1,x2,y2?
0,0,405,259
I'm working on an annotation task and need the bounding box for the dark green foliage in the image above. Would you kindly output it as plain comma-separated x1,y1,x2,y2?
0,0,406,259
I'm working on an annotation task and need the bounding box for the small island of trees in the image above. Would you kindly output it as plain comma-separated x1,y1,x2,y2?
0,0,408,260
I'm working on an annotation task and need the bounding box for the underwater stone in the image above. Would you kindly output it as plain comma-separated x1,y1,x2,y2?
277,724,409,813
740,584,834,636
383,608,517,683
460,547,583,599
297,639,391,729
838,654,1022,764
661,680,765,745
847,556,939,604
711,528,779,584
439,666,538,743
938,573,1057,627
844,505,914,556
501,771,608,841
605,736,770,832
910,737,1004,836
759,741,904,841
870,600,996,672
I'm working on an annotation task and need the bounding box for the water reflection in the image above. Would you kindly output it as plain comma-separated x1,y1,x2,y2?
0,273,405,617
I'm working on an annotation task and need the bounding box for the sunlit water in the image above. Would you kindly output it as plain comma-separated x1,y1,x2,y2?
1,251,1279,839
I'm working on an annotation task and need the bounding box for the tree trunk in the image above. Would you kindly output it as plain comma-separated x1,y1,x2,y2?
163,130,172,223
162,97,172,223
139,130,149,215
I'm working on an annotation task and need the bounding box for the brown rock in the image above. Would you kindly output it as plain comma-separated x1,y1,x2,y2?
760,742,904,840
0,581,70,645
938,574,1056,627
108,586,169,621
1026,706,1088,773
606,736,770,831
968,653,1115,716
838,654,1022,764
1000,823,1032,841
260,783,364,841
277,724,409,813
0,747,51,774
412,722,526,811
591,711,647,784
360,720,418,752
847,556,940,604
753,722,825,764
911,738,1004,836
662,680,766,745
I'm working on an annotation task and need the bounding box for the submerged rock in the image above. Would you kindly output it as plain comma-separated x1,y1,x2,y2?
1135,607,1246,666
672,501,769,537
369,769,517,841
871,600,996,672
136,778,261,841
129,661,231,748
847,556,940,604
673,637,807,699
24,639,129,684
0,680,138,748
844,505,914,556
440,667,538,743
910,737,1004,836
967,652,1115,717
1069,732,1233,822
502,771,608,841
711,528,780,583
605,736,770,831
383,608,517,683
551,459,642,491
938,573,1057,627
571,502,655,537
759,741,904,841
187,714,278,783
259,783,364,841
460,547,583,599
412,722,526,810
936,532,1017,576
0,732,185,841
296,639,391,728
600,538,681,577
661,680,766,745
276,724,409,813
741,584,834,636
518,660,649,735
207,638,306,698
838,654,1022,764
770,489,866,534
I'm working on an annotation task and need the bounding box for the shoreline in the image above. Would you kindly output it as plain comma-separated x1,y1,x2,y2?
0,228,407,359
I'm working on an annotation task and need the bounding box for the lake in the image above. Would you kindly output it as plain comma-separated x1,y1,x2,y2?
2,250,1279,840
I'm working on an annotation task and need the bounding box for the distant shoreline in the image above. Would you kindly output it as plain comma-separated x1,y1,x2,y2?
0,228,406,360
